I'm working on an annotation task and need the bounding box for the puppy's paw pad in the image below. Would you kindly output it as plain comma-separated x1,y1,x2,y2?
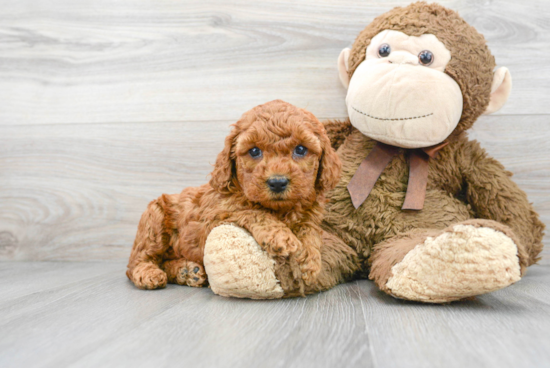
175,266,188,285
185,262,207,287
272,245,286,255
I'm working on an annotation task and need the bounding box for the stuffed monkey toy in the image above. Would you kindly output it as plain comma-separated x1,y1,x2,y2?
203,2,545,303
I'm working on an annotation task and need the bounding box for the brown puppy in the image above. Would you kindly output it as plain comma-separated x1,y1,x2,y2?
126,100,341,290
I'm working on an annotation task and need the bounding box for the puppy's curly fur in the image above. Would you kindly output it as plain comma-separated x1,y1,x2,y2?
126,100,341,292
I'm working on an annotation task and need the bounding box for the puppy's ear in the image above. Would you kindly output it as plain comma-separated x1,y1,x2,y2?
210,125,240,193
315,128,342,194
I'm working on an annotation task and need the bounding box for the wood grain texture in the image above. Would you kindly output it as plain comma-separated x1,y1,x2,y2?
0,261,549,368
354,265,550,368
0,261,123,303
1,0,550,125
1,121,230,260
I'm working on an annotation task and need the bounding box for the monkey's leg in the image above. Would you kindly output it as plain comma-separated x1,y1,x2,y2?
161,258,207,288
369,219,528,303
126,197,173,290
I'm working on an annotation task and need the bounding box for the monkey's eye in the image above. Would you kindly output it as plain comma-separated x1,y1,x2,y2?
378,44,391,58
249,147,262,159
418,50,434,66
293,145,308,157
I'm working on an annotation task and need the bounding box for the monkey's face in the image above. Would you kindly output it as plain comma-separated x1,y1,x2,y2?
338,3,512,147
342,30,463,149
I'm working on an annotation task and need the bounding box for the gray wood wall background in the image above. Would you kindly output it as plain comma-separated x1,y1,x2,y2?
1,0,548,263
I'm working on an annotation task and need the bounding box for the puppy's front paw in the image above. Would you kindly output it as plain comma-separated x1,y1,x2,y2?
296,248,322,285
131,263,168,290
261,228,301,257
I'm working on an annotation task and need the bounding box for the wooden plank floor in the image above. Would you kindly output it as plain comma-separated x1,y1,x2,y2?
0,262,549,368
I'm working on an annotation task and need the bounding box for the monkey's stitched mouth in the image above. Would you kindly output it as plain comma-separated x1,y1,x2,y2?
352,106,433,121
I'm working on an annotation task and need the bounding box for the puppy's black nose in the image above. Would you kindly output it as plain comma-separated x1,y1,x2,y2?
267,177,289,193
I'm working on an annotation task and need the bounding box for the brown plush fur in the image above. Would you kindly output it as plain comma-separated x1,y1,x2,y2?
277,2,545,297
126,100,341,290
320,130,545,275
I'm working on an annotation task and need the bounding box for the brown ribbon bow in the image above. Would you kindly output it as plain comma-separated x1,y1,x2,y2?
347,141,448,211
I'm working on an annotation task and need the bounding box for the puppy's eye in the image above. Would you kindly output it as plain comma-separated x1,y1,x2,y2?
293,145,308,157
418,50,434,66
248,147,262,159
378,44,391,58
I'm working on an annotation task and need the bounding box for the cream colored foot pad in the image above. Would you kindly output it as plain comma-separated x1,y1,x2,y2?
386,225,521,303
204,224,284,299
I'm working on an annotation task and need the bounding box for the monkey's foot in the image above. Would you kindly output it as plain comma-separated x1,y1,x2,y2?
370,220,525,303
203,224,284,299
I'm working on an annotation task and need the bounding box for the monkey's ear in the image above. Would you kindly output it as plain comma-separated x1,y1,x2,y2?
338,48,351,89
483,67,512,115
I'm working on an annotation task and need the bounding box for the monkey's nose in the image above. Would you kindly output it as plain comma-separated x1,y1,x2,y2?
267,176,289,193
387,51,417,66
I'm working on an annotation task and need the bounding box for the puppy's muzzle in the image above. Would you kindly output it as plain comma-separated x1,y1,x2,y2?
267,176,289,193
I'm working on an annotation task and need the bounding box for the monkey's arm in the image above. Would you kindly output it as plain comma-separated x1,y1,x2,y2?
458,140,545,265
323,119,353,150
